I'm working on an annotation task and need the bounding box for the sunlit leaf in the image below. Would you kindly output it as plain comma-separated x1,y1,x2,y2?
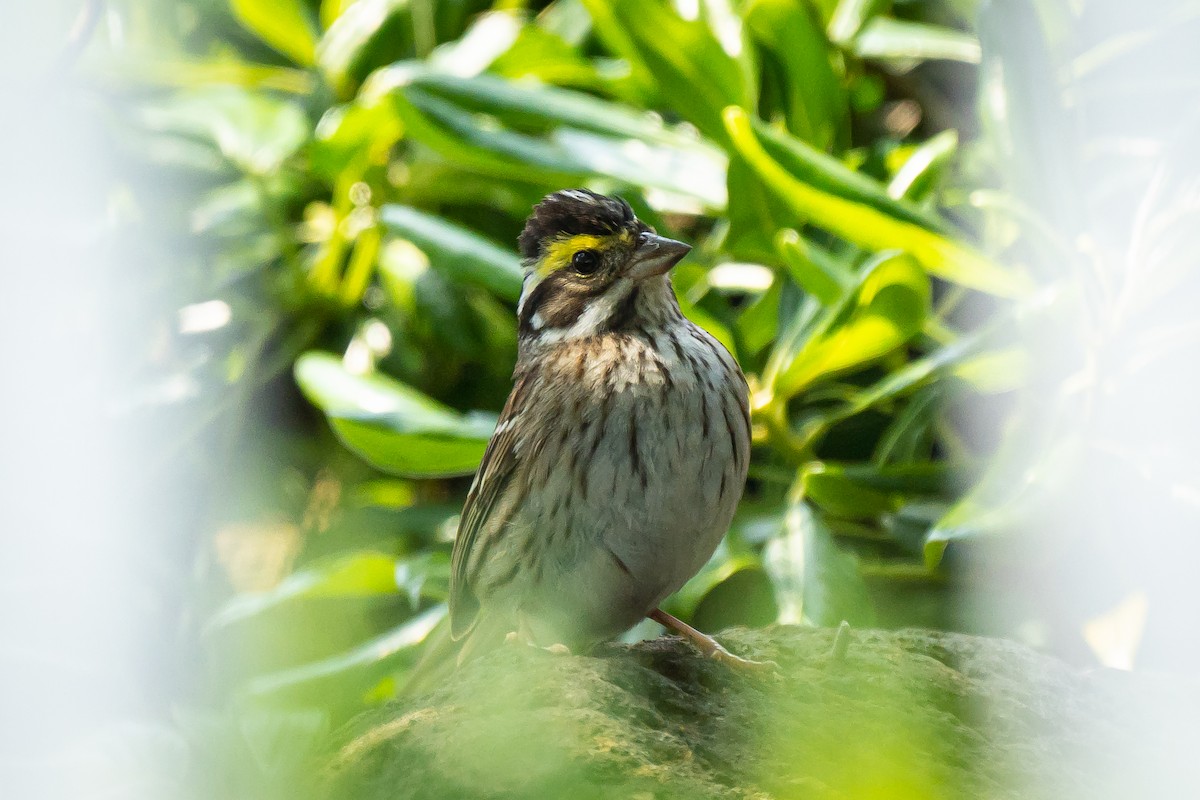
775,229,851,305
765,497,875,626
210,551,401,630
827,0,883,44
380,205,524,301
242,606,446,705
366,66,728,207
773,252,930,398
887,130,957,201
229,0,318,65
318,0,414,95
744,0,845,148
803,461,949,520
578,0,756,142
295,352,494,477
853,18,981,65
137,87,308,175
724,107,1029,296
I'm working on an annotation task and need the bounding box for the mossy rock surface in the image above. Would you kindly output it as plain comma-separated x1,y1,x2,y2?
323,626,1198,799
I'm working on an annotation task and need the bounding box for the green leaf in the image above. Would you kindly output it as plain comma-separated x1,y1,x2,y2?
209,552,400,630
810,312,1024,439
367,68,587,182
724,107,1029,296
802,461,949,520
723,154,794,261
887,130,958,201
744,0,846,148
803,463,901,519
775,229,851,305
667,540,761,619
924,425,1079,569
366,65,727,207
137,87,308,175
295,352,494,477
242,606,446,705
318,0,414,95
827,0,884,44
380,205,524,301
404,70,704,147
765,499,875,626
578,0,756,142
773,252,930,398
229,0,318,65
748,112,947,231
853,18,981,65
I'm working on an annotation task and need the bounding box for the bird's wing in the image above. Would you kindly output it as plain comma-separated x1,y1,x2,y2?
449,372,532,639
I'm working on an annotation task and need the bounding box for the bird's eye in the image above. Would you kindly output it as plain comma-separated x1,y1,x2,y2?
572,249,600,275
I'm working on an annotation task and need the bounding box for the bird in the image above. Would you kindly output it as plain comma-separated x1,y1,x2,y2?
448,189,753,666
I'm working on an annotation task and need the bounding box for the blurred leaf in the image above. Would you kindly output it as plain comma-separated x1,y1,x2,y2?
749,111,948,232
766,498,875,626
773,252,930,398
242,606,446,705
371,67,587,182
874,385,939,464
887,130,957,201
318,0,414,95
210,552,400,630
425,10,522,76
137,87,308,175
803,463,901,519
667,541,761,619
692,567,778,630
373,67,728,206
723,154,794,260
978,0,1082,241
803,461,948,519
406,70,714,149
853,18,981,64
775,229,851,304
312,100,405,180
380,205,524,301
744,0,845,148
951,346,1027,393
579,0,756,142
295,352,494,477
725,107,1028,296
489,20,607,88
827,0,883,44
229,0,318,65
925,426,1080,568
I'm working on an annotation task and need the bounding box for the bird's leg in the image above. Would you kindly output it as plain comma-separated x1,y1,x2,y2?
649,608,774,669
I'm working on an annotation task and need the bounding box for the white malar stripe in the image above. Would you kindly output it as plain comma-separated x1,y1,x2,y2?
533,281,630,345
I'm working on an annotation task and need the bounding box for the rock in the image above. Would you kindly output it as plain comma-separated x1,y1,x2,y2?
321,626,1200,799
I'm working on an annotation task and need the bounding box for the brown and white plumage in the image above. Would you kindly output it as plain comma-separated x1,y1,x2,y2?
449,190,751,658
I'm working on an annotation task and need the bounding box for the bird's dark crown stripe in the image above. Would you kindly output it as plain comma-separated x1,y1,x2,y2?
518,189,636,261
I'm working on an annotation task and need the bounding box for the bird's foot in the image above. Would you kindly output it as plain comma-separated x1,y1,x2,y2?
649,608,778,670
504,628,572,656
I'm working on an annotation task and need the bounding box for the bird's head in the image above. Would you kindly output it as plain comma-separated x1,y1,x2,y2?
516,189,690,343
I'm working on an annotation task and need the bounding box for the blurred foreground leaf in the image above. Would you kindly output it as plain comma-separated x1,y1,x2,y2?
210,552,400,630
229,0,318,65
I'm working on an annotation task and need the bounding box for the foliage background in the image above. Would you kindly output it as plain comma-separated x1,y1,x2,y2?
8,0,1200,797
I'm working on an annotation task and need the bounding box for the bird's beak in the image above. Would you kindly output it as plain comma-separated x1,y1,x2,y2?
627,233,691,281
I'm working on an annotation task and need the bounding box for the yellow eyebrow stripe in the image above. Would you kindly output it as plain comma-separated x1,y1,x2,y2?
538,234,607,277
536,230,635,277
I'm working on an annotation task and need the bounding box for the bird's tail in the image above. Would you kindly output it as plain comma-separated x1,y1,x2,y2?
400,609,511,696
